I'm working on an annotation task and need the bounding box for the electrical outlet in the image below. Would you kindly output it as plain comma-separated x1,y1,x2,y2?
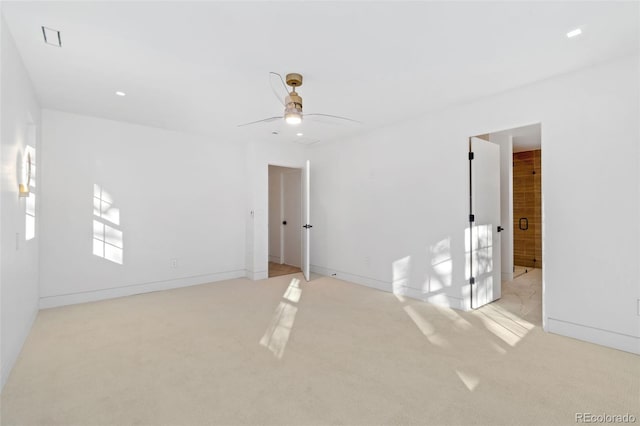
364,256,371,267
171,258,178,268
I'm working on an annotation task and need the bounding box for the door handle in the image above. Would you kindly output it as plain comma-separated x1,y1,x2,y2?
497,226,504,232
303,224,313,229
519,218,528,231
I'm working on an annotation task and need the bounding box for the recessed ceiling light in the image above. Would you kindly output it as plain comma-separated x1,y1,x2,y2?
296,132,304,136
115,91,126,97
567,28,582,38
41,26,62,47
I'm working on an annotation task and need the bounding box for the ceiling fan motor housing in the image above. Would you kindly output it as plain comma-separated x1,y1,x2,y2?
285,72,303,117
285,73,303,87
285,92,303,110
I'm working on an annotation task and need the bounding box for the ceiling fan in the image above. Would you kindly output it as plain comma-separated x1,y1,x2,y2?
237,72,361,127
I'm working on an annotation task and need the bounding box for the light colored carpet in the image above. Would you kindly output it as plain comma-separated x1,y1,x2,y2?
1,270,638,425
268,262,302,278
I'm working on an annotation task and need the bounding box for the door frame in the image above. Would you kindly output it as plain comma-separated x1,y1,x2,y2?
265,162,305,276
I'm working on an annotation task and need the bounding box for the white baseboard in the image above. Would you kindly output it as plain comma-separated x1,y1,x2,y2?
310,264,465,310
311,264,388,291
547,317,640,355
268,255,281,264
246,269,268,281
502,271,514,282
39,270,247,309
1,302,39,391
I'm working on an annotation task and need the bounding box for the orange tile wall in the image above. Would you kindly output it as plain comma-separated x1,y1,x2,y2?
513,150,541,268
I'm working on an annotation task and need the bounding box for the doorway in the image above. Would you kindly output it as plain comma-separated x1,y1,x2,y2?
268,165,303,278
479,124,542,322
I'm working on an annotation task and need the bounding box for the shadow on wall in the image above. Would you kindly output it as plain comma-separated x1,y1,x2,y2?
25,145,36,240
92,184,124,265
391,235,455,307
465,223,495,307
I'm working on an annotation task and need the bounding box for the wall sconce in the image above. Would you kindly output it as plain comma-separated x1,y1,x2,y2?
18,152,31,197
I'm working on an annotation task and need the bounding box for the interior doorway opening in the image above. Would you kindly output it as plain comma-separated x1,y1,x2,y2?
268,165,303,278
480,124,543,322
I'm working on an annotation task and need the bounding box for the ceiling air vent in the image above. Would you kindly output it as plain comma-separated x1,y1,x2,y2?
41,26,62,47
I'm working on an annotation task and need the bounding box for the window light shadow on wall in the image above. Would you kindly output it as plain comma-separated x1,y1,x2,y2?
465,223,494,306
392,256,412,296
465,224,493,277
427,237,452,292
260,278,301,359
25,145,36,240
93,184,123,264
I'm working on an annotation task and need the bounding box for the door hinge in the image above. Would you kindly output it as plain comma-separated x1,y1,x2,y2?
468,152,474,160
469,214,475,222
470,277,476,285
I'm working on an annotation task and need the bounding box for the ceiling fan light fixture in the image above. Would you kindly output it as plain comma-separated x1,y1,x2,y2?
285,111,302,125
237,72,359,128
284,91,303,125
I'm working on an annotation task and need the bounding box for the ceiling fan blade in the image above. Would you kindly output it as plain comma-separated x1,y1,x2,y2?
269,72,288,106
305,113,362,124
237,116,283,127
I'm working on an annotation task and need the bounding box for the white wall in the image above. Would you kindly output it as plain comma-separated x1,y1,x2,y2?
0,17,41,389
310,113,469,309
489,132,514,282
39,110,247,307
309,54,640,353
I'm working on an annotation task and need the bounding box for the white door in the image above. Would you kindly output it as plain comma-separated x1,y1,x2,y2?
282,170,302,267
469,137,501,308
302,160,311,281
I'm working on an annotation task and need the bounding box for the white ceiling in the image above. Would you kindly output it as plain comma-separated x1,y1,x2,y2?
511,124,542,153
2,1,638,144
490,123,541,152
